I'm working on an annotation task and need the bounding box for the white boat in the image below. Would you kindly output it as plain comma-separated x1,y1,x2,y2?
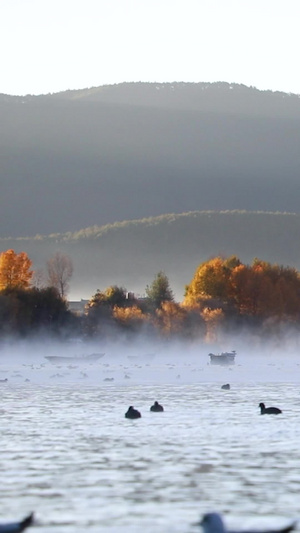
208,350,236,365
45,353,105,364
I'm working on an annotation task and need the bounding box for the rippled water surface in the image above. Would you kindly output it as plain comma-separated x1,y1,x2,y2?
0,345,300,533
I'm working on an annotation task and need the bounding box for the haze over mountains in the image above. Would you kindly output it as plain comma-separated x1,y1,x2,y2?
1,82,300,238
2,211,300,301
1,82,300,299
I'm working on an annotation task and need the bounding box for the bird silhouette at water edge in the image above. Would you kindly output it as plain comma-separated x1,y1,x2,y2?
0,513,34,533
150,401,164,412
198,512,296,533
259,402,282,415
125,406,141,419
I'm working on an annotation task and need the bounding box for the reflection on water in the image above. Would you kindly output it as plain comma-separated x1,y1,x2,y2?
0,350,300,533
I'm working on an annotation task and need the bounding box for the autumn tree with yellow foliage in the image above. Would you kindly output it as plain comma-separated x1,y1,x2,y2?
184,255,300,321
155,301,187,337
0,249,33,290
85,285,129,336
113,305,150,333
155,301,205,339
184,256,240,307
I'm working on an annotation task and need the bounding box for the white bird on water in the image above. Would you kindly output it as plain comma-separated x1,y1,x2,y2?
199,513,296,533
0,513,34,533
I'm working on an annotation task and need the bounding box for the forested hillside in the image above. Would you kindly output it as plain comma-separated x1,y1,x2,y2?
1,210,300,300
1,82,300,237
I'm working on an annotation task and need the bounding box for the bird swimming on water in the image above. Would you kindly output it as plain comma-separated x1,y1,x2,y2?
125,406,141,419
259,402,282,415
150,401,164,412
0,513,34,533
198,512,296,533
221,383,230,390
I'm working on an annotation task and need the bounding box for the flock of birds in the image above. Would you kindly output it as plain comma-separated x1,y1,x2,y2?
0,372,289,531
1,377,283,533
124,391,283,419
2,511,296,533
125,400,164,418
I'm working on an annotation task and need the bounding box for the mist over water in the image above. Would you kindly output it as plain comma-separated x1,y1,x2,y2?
0,335,300,533
1,333,300,385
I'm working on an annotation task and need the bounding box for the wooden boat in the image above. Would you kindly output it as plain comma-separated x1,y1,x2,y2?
45,353,105,364
208,350,236,365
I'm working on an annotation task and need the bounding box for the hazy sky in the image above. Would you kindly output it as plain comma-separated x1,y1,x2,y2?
1,0,299,96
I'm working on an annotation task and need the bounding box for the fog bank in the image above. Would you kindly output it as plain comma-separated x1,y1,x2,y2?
0,335,299,386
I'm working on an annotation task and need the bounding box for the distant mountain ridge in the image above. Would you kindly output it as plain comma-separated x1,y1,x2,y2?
2,81,300,117
2,210,300,301
1,82,300,237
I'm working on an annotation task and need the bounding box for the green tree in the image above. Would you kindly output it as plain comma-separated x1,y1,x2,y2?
145,271,174,309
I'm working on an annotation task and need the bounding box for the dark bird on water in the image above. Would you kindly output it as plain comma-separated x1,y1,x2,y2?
125,406,141,419
259,402,282,415
150,401,164,412
221,384,230,390
198,512,296,533
0,513,34,533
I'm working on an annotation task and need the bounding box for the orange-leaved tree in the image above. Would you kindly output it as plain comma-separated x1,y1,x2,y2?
0,249,33,290
155,301,189,337
229,259,300,318
113,305,149,331
184,255,240,306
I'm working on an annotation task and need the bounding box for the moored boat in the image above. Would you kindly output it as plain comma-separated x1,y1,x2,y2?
208,350,236,365
45,353,105,364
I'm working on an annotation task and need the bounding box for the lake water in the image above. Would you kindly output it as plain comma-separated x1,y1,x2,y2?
0,340,300,533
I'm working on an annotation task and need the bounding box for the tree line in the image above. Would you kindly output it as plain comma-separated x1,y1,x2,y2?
0,249,75,337
1,249,300,342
